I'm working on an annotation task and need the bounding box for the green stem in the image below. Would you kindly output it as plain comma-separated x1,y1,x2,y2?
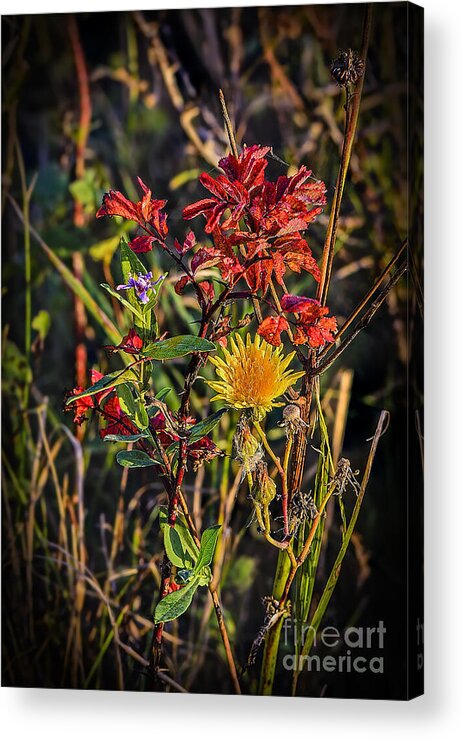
258,549,292,695
15,140,35,409
291,410,389,695
254,419,290,536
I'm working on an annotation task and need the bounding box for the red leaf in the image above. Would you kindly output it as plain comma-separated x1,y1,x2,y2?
90,368,115,404
280,241,321,282
128,235,154,253
149,410,179,447
275,218,309,237
280,295,337,348
191,246,222,274
292,326,308,345
136,176,150,194
65,369,113,426
96,180,168,240
118,329,143,354
90,369,104,384
305,316,338,348
244,256,274,294
96,190,139,221
65,386,94,425
257,316,290,346
218,145,270,189
281,294,324,317
199,172,230,200
199,281,215,302
174,276,191,295
187,436,222,468
174,230,196,254
100,396,138,439
183,198,217,222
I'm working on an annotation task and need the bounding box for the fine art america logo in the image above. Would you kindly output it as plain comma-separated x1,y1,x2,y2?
282,619,386,674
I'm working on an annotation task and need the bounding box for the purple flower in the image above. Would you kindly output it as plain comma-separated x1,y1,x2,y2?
117,271,164,305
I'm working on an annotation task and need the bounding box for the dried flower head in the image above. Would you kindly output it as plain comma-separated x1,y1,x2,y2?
330,49,364,87
331,458,361,496
279,403,309,436
233,414,264,475
252,462,277,507
208,333,305,419
289,490,318,531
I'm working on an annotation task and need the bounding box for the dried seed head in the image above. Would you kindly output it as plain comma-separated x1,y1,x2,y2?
289,490,318,530
252,462,277,507
279,402,308,436
331,457,361,496
330,49,364,87
233,414,264,474
283,404,301,423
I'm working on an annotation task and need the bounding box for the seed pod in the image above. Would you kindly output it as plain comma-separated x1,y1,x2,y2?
283,403,301,423
279,402,308,436
330,49,364,87
233,414,263,474
289,490,318,529
252,462,277,507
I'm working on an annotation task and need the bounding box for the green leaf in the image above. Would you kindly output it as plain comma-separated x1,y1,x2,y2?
154,577,200,624
155,386,172,402
100,283,143,320
165,441,179,458
2,340,32,395
196,566,212,587
117,383,136,416
65,368,138,404
162,526,195,570
120,236,147,281
103,432,150,443
143,335,216,361
32,310,51,340
69,170,100,214
188,409,228,444
135,401,149,430
119,238,151,333
194,525,221,573
159,510,199,566
169,168,201,190
116,450,159,468
117,384,149,430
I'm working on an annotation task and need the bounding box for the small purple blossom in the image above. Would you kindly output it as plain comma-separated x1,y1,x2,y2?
116,271,165,305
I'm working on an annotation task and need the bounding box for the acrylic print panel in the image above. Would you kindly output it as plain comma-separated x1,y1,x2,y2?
1,2,423,699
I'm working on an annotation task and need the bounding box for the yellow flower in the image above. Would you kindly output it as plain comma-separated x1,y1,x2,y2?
208,334,305,418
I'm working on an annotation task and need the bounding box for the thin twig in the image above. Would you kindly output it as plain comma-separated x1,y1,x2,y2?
317,4,372,306
317,238,408,362
316,261,407,376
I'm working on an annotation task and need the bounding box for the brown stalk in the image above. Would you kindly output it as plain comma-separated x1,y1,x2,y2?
288,4,372,499
317,4,372,307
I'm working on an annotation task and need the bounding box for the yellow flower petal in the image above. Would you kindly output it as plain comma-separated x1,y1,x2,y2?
206,333,304,417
